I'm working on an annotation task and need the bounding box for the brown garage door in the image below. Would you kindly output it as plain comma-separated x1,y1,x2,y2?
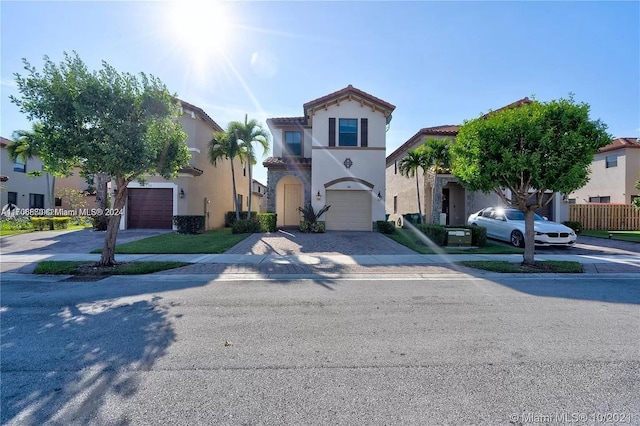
127,188,173,229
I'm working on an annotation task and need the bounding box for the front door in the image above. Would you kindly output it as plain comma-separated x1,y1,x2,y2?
283,184,301,226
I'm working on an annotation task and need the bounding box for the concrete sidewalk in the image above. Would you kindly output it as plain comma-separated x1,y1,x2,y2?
2,252,639,275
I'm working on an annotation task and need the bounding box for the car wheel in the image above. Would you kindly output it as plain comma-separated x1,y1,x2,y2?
510,230,524,248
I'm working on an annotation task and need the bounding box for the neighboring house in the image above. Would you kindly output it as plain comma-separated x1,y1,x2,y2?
386,98,569,226
116,99,249,230
570,137,640,204
54,168,97,211
264,85,395,231
251,179,268,213
0,136,53,210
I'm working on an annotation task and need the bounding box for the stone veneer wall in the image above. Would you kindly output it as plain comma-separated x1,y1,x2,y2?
429,174,472,224
266,169,312,213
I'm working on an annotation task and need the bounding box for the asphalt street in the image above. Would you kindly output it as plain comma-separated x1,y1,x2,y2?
1,273,639,425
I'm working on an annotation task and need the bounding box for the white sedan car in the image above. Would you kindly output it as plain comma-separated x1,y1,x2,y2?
467,207,577,248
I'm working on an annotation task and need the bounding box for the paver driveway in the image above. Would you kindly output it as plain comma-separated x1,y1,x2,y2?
225,230,417,255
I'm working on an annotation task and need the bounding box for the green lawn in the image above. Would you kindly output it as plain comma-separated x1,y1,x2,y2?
35,260,189,275
458,260,583,273
580,230,640,243
93,228,250,254
385,227,523,254
0,229,34,237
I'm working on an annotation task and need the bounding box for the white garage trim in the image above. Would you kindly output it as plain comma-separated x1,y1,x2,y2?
325,189,372,231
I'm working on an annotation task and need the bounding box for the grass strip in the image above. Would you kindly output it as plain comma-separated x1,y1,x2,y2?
580,230,640,243
457,260,583,273
34,261,189,275
90,228,250,254
385,227,523,254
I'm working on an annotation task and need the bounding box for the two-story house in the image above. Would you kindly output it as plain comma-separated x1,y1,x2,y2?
251,179,268,213
570,137,640,204
386,97,569,226
117,99,249,230
264,85,395,231
0,136,53,210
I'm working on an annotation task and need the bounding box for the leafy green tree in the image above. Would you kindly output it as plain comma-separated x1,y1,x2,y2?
398,149,429,223
209,126,245,220
11,52,189,266
229,115,270,220
451,96,611,265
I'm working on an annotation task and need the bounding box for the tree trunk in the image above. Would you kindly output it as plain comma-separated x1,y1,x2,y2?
96,173,109,210
230,158,239,220
99,177,128,267
522,209,536,265
416,174,423,224
247,160,253,220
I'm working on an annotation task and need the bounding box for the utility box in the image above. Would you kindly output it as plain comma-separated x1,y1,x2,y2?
447,228,472,246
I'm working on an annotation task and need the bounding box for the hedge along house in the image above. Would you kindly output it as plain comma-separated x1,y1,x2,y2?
117,99,249,230
264,85,395,231
386,98,569,226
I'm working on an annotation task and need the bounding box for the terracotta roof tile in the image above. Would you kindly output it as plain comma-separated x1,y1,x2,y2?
268,117,308,126
303,84,396,113
0,136,11,147
599,137,640,153
263,156,312,168
178,99,223,132
481,97,532,118
386,125,459,165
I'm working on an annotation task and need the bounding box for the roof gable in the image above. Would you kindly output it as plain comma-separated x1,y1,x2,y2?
303,84,395,118
599,137,640,154
178,99,223,132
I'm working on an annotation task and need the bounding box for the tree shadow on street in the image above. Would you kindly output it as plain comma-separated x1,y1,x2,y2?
1,296,176,425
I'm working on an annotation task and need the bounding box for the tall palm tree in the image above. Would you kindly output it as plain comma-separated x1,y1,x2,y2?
229,115,270,220
9,126,56,208
209,126,245,220
398,149,429,224
421,137,451,173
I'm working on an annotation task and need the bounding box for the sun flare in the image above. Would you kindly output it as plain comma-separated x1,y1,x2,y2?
165,1,233,55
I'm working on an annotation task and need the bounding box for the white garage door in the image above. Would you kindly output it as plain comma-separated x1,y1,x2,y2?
325,190,372,231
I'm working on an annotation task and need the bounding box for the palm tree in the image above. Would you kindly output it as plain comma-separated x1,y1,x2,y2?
9,126,56,208
208,126,245,220
228,115,270,220
398,149,429,224
421,137,451,173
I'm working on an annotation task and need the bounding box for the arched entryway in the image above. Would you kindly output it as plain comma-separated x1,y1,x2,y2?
276,175,305,227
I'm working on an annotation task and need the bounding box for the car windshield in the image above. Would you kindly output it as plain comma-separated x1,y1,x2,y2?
505,210,544,221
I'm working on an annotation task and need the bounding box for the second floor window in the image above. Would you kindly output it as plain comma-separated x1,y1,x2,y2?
285,131,302,156
13,157,26,173
605,155,617,168
339,119,358,147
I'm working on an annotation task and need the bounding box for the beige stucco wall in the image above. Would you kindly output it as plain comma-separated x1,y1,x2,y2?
119,107,250,230
310,100,388,223
571,148,640,204
0,145,53,209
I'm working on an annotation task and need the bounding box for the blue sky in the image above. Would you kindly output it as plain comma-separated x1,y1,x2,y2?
2,1,638,185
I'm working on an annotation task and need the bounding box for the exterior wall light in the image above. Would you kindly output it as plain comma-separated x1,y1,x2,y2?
377,191,382,201
316,191,321,200
180,188,185,199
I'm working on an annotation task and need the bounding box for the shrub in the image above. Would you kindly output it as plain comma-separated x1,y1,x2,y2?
313,221,326,233
563,221,582,234
299,220,311,233
225,211,257,227
91,215,109,231
232,218,262,234
376,220,395,234
470,225,487,247
416,223,447,246
0,216,33,230
298,204,330,233
256,213,277,232
173,215,205,234
52,217,70,230
31,217,48,231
